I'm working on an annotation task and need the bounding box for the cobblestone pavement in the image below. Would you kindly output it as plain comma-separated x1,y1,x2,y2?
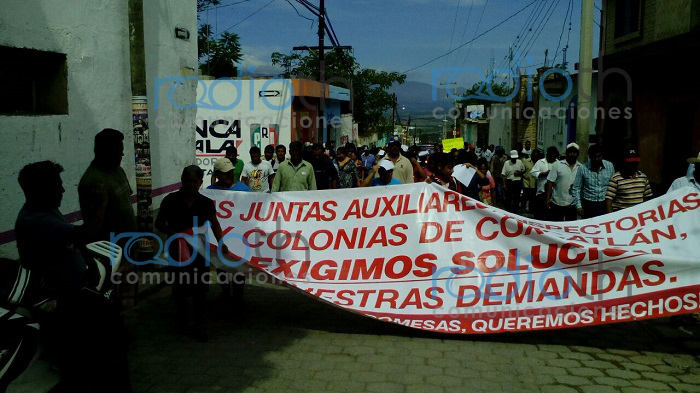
123,279,700,393
10,279,700,393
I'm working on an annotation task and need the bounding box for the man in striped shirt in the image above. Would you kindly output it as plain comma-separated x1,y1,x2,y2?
606,149,652,212
572,144,615,218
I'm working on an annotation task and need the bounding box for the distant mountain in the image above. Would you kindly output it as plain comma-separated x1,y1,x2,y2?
388,81,467,116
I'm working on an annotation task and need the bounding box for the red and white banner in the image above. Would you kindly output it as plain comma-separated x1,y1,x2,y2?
202,184,700,334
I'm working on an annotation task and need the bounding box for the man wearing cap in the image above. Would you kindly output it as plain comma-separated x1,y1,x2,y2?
571,144,615,218
361,160,402,187
272,141,317,192
546,143,582,221
206,158,249,309
208,158,251,192
531,146,559,220
668,153,700,192
378,135,413,185
211,146,244,186
606,149,652,212
501,150,525,212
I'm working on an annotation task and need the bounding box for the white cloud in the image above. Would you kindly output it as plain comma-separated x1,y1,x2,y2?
240,45,284,76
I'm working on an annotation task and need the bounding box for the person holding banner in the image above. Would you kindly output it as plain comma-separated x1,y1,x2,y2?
155,166,229,342
272,141,317,192
361,160,401,187
207,159,251,192
606,149,652,213
207,158,250,310
572,144,615,219
546,143,581,221
378,136,414,185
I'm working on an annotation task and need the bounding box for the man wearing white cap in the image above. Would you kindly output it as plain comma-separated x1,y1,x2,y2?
668,153,700,192
501,149,525,212
361,160,402,187
546,142,581,221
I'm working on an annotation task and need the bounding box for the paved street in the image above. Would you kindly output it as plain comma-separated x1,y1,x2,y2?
10,278,700,393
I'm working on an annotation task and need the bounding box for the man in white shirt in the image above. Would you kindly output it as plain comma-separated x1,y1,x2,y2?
501,150,525,212
668,153,700,192
531,147,559,220
546,143,581,221
482,145,495,163
521,140,533,156
241,146,274,193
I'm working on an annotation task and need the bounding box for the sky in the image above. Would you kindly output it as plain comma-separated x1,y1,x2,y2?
201,0,603,88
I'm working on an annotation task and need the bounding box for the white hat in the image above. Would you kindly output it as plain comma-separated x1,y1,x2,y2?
401,144,409,152
378,149,386,156
304,141,313,147
379,160,395,171
418,151,429,157
214,158,234,173
510,150,519,159
566,142,580,151
688,152,700,163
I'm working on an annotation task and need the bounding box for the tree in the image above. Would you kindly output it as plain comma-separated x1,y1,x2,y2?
197,0,243,78
271,49,406,136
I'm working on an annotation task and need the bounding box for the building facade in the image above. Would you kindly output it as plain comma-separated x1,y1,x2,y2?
597,0,700,189
0,0,198,258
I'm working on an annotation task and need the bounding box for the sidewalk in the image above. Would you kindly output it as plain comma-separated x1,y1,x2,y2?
11,278,700,393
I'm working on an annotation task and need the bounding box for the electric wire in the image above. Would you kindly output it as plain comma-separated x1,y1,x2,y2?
402,0,539,74
220,0,277,34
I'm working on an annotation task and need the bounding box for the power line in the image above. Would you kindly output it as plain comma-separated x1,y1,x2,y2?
494,0,550,74
553,0,573,65
403,0,539,74
219,0,277,34
522,0,562,59
463,0,490,54
285,0,314,22
200,0,254,11
455,0,475,66
445,0,462,69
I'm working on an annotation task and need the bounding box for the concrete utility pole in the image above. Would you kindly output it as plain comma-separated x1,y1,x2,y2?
126,0,152,305
318,0,325,142
577,0,594,159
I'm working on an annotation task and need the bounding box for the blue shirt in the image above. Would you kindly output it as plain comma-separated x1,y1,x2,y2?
361,154,375,170
207,182,251,192
371,178,402,187
572,160,615,208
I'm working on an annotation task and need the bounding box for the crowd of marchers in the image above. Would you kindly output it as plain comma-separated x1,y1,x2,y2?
9,127,700,392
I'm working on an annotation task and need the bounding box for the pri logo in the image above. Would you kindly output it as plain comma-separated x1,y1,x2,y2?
431,52,573,103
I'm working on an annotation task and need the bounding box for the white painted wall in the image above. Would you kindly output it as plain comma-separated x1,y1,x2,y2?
537,75,599,153
0,0,198,258
145,0,198,202
0,0,133,258
488,103,512,147
195,79,294,179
